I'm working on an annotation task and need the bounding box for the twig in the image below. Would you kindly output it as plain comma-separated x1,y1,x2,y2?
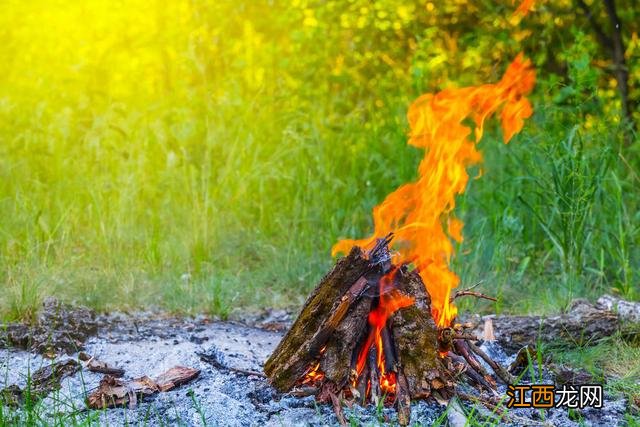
328,389,347,426
451,333,479,341
197,352,266,377
450,280,497,303
466,341,515,385
451,291,497,303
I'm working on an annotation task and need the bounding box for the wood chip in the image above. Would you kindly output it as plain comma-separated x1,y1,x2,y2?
483,317,495,341
87,366,200,409
154,366,200,392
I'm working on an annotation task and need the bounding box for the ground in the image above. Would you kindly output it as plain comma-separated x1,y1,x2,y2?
0,300,637,426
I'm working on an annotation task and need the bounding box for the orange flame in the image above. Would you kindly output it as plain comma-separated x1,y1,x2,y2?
333,55,535,328
354,269,414,395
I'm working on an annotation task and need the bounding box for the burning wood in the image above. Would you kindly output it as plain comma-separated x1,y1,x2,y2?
264,55,537,425
264,238,519,425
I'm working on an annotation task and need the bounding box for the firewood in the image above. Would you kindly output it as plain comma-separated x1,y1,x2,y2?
310,276,369,358
466,341,515,385
368,346,381,405
264,246,371,391
390,267,445,398
355,362,370,404
265,242,453,419
446,351,496,394
452,339,493,386
395,370,411,426
320,284,372,385
380,326,397,373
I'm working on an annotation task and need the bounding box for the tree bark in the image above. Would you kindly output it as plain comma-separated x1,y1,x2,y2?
264,246,370,391
390,267,449,399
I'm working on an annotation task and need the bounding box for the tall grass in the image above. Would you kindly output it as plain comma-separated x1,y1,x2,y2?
0,0,638,321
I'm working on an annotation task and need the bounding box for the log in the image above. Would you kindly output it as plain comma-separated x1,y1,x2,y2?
310,276,369,358
390,267,448,398
596,294,640,323
472,299,619,353
320,294,372,386
264,246,371,391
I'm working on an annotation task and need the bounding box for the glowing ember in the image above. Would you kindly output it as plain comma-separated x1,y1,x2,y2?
301,360,325,385
333,55,535,328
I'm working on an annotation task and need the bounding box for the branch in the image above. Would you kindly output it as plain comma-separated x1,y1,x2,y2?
575,0,613,52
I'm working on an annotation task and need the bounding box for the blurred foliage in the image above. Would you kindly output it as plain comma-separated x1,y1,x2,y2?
0,0,638,319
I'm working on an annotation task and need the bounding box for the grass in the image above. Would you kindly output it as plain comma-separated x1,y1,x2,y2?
0,5,638,322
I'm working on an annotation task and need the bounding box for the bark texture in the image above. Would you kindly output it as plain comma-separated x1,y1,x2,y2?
474,299,619,352
264,246,370,391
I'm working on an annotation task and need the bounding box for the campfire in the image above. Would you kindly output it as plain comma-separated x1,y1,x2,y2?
264,55,536,425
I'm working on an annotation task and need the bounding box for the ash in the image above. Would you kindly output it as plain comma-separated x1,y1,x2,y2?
0,306,628,426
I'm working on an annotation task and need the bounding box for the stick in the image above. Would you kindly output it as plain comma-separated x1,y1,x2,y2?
197,352,266,377
309,276,369,358
450,280,497,303
452,339,492,382
395,370,411,426
328,389,347,426
355,363,370,405
368,346,381,406
466,341,515,385
451,333,479,341
380,326,397,373
447,352,496,394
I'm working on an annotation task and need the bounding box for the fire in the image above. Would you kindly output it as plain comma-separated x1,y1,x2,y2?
301,360,325,385
355,269,413,395
333,55,535,328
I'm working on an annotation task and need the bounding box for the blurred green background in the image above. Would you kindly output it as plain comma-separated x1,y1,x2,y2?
0,0,638,321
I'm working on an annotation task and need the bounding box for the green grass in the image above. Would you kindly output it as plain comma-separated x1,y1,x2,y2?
0,0,638,324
